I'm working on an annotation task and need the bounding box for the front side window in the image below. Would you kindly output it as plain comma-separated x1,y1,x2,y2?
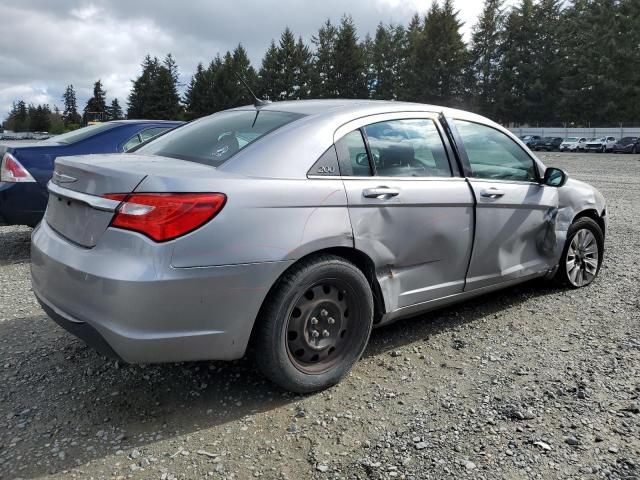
136,110,303,167
363,119,451,177
454,120,538,182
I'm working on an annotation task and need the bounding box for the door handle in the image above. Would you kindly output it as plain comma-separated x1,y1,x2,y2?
480,188,505,199
363,187,400,199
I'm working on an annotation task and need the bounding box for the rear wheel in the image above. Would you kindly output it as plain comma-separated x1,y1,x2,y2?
255,255,374,393
555,217,603,288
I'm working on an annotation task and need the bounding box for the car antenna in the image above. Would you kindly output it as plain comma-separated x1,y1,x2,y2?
235,73,271,108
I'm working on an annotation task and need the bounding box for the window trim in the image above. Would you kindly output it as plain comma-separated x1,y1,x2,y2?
447,117,543,183
333,112,458,180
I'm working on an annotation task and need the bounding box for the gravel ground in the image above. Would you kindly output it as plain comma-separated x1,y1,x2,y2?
0,152,639,480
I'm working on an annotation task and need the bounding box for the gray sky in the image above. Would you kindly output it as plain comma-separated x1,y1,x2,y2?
0,0,501,121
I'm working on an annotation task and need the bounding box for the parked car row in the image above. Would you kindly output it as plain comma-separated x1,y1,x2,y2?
520,135,639,153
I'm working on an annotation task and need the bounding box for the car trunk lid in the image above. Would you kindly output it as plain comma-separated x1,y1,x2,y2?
45,153,226,247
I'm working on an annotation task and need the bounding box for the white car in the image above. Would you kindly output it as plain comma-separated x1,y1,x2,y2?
559,137,587,152
585,136,616,153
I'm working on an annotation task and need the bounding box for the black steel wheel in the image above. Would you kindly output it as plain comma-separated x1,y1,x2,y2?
286,280,360,374
255,255,374,393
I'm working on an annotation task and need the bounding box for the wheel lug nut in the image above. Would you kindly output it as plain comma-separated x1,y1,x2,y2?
311,330,319,338
310,317,318,325
328,317,335,325
322,330,330,338
321,309,328,317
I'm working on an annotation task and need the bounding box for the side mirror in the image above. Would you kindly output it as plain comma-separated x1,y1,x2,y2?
543,167,567,187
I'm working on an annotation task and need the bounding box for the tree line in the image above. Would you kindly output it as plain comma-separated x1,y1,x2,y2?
4,0,639,132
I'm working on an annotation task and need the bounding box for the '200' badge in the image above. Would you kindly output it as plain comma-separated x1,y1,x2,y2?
317,166,336,174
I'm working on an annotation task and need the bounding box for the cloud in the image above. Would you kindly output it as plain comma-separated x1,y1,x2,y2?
0,0,506,122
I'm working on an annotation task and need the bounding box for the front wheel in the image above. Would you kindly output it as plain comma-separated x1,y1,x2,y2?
555,217,604,288
255,255,374,393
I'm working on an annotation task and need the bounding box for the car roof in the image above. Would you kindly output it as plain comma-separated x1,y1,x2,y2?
109,120,184,125
227,99,484,121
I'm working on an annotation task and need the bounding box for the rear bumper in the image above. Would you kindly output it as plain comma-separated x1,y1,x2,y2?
36,294,123,361
0,182,47,226
31,221,293,363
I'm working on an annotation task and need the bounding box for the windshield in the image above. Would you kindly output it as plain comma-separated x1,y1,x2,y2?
51,123,120,144
137,110,304,166
620,137,636,143
565,137,578,142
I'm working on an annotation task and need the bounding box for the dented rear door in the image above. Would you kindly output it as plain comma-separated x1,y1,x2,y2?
336,113,475,312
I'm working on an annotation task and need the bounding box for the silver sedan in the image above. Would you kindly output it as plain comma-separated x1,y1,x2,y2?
30,100,606,393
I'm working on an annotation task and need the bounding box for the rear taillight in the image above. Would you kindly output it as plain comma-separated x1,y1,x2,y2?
103,193,226,242
1,153,36,183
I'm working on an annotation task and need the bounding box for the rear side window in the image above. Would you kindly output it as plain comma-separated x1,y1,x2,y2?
335,130,371,176
363,119,451,177
137,110,303,167
123,134,142,151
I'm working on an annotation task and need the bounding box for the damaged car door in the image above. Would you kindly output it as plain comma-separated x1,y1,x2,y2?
451,119,559,291
337,114,475,312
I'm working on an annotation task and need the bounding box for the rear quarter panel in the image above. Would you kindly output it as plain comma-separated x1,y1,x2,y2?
135,175,353,268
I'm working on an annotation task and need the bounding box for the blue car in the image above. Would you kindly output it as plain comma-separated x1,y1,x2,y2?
0,120,183,227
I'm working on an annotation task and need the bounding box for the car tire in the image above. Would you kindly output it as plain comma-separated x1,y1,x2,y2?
632,145,637,154
254,255,374,393
600,145,605,153
555,217,604,289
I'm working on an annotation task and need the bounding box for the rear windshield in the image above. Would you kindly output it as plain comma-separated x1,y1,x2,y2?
136,110,304,166
51,123,120,144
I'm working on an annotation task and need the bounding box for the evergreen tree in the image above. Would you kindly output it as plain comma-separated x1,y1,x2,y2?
293,36,314,98
127,54,182,119
62,84,81,126
528,0,563,123
30,104,52,131
258,28,313,100
399,14,423,101
128,55,157,119
83,80,107,123
6,101,29,131
495,0,537,123
107,98,124,120
333,15,368,98
153,54,182,119
559,0,633,124
468,0,504,117
184,62,214,118
258,40,280,100
416,0,468,106
368,23,405,100
311,20,338,97
48,106,65,134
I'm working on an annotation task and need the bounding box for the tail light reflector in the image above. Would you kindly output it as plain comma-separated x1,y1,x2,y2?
103,193,226,242
1,153,36,183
